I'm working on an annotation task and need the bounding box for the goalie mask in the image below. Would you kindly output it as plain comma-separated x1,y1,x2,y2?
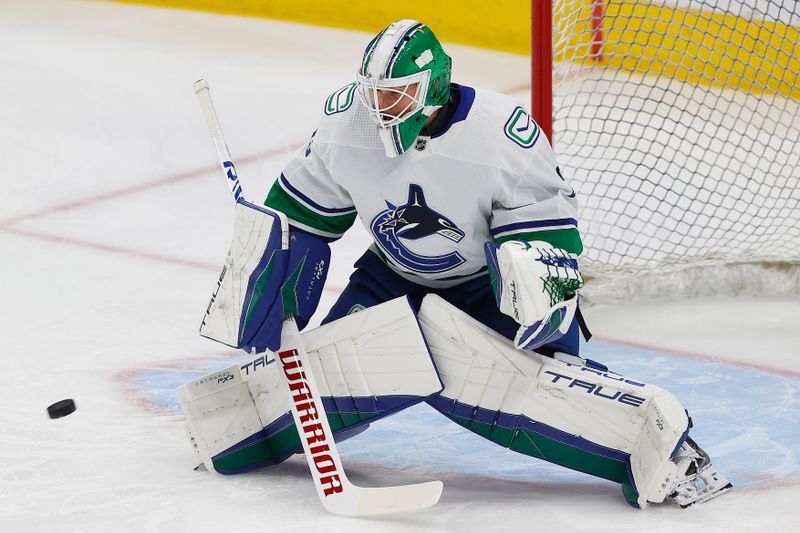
357,20,452,158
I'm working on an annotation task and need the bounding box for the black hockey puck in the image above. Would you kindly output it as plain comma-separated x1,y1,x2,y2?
47,399,76,419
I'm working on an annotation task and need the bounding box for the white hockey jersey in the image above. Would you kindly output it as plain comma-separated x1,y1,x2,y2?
265,83,581,288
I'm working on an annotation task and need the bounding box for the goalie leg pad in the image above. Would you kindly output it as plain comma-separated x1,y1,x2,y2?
418,294,689,508
179,297,443,474
178,363,269,473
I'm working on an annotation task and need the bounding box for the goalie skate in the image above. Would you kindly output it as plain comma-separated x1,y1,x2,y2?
669,437,732,508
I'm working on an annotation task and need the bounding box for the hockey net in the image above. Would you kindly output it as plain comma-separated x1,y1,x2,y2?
535,1,800,303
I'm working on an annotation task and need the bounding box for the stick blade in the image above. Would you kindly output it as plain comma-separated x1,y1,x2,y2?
323,480,443,517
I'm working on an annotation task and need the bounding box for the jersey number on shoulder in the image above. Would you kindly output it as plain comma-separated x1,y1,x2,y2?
324,82,357,115
504,106,541,148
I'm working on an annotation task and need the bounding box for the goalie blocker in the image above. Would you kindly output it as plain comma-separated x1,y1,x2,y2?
198,198,332,353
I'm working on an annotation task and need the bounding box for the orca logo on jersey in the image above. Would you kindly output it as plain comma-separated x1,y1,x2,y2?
370,184,467,274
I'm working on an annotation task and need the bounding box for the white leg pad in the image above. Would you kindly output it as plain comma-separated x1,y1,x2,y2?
179,297,443,473
177,364,264,471
630,390,688,506
418,294,689,507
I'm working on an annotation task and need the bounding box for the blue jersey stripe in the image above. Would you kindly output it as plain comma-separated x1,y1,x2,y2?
491,218,579,236
279,174,356,214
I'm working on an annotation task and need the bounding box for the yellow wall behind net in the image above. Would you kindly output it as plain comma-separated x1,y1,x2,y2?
608,1,799,100
556,0,799,100
114,0,798,100
111,0,533,55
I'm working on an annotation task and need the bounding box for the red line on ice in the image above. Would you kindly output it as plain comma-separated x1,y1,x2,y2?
593,334,800,379
0,145,298,227
0,225,345,293
1,225,220,270
0,141,342,292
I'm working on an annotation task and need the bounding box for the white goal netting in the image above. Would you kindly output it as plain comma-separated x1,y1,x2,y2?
551,0,800,302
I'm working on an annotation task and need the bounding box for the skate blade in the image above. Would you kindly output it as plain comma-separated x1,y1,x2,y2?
677,482,733,509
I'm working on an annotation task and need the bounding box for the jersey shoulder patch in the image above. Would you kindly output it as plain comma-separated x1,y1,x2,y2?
324,82,358,116
503,106,541,149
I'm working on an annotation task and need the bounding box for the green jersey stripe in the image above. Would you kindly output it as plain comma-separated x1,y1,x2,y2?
495,228,583,255
265,184,356,238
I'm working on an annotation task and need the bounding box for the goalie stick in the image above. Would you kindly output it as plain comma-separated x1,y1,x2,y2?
192,79,443,517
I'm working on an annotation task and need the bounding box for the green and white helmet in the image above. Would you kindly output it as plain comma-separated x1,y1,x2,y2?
357,20,452,158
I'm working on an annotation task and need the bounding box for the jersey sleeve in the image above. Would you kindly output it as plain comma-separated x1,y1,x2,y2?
490,134,583,255
264,133,357,241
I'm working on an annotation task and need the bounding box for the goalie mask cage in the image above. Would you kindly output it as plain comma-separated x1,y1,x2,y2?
532,1,800,302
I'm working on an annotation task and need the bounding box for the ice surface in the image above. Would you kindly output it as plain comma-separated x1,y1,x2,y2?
1,1,798,531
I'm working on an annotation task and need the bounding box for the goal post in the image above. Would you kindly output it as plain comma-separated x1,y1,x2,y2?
531,0,554,142
532,0,800,302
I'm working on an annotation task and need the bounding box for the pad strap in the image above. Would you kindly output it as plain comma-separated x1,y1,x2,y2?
575,304,592,341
